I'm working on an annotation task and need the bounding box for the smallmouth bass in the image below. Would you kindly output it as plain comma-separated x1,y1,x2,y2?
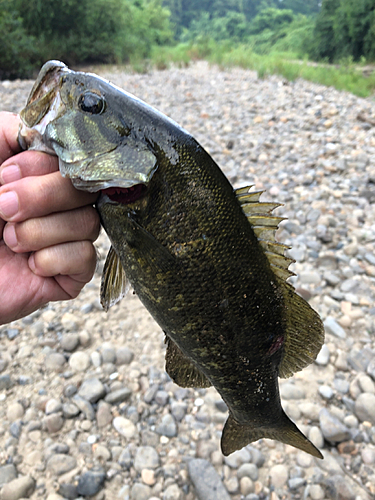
19,61,325,458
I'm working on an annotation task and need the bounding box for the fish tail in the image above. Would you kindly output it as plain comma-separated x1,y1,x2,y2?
221,412,323,459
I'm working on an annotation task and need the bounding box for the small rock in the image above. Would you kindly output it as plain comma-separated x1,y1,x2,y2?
78,378,106,403
93,444,111,461
141,468,156,486
116,347,134,365
44,413,64,433
237,463,258,481
358,375,375,394
0,464,17,486
76,468,106,497
47,454,77,475
225,476,239,494
45,352,67,371
0,475,35,500
62,403,80,419
68,351,90,371
163,483,183,500
240,476,254,496
45,398,63,414
309,484,324,500
171,402,187,421
155,390,169,406
96,401,113,427
269,464,288,488
355,393,375,424
113,416,137,439
224,448,251,468
323,317,346,338
134,447,160,472
156,414,177,437
6,403,24,422
319,385,334,399
319,408,350,443
130,483,151,500
72,395,95,420
61,334,79,352
104,387,132,404
280,383,305,400
188,459,231,500
315,344,330,366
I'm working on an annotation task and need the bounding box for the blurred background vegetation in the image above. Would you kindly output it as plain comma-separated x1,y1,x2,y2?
1,0,375,96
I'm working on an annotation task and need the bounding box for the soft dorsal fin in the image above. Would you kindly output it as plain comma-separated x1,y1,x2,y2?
100,246,130,311
235,185,295,281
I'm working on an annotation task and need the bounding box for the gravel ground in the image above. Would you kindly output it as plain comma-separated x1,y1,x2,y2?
1,61,375,500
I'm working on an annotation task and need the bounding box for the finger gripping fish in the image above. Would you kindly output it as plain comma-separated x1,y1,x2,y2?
19,61,325,458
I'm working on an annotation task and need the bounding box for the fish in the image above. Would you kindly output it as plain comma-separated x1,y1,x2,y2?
19,61,325,458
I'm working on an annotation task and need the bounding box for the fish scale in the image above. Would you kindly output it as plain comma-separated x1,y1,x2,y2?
18,60,325,459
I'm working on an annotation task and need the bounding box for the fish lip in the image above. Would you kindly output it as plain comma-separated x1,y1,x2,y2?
69,177,147,193
18,61,69,151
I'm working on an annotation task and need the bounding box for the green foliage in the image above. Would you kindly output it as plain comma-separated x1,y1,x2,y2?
311,0,375,62
1,0,173,78
249,8,294,34
0,1,40,79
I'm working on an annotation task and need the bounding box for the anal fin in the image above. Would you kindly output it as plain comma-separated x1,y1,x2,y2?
221,411,322,459
165,335,211,388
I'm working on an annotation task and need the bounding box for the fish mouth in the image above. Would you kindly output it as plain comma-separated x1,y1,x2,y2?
100,184,147,204
18,61,69,152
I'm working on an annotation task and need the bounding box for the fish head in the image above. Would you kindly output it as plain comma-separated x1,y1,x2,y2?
19,60,160,194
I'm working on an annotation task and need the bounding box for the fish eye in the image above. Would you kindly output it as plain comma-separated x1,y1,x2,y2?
78,91,105,115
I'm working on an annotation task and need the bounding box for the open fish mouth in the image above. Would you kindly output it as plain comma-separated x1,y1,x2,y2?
100,184,147,204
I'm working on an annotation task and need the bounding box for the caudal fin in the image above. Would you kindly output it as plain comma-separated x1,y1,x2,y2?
221,412,323,459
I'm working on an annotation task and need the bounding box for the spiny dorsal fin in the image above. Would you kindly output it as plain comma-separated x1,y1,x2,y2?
235,185,294,282
100,246,130,312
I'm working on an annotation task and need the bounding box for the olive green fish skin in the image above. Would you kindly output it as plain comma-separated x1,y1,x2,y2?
99,139,285,427
19,61,324,458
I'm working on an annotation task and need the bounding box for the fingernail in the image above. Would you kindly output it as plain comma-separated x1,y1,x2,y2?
28,253,36,272
0,191,19,219
3,224,17,248
0,165,21,184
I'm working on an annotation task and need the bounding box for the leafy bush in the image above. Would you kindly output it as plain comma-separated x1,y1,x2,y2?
0,1,40,79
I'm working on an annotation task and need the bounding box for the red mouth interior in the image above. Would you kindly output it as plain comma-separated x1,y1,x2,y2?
101,184,146,204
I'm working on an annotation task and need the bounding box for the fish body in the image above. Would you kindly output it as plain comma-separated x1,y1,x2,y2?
19,61,324,458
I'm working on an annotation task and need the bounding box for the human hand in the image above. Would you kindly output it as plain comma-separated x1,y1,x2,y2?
0,111,100,325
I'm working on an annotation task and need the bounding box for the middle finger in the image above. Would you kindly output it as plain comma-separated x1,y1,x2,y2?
0,171,98,222
3,206,100,253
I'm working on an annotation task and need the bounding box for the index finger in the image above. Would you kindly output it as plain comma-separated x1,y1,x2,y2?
0,150,58,185
0,112,21,165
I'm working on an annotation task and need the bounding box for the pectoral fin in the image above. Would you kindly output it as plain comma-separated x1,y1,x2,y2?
100,246,130,311
221,412,322,459
165,335,211,388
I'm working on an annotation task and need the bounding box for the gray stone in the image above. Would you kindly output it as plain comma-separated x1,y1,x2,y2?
61,333,79,352
130,483,151,500
237,463,258,481
44,413,64,433
1,475,35,500
333,378,349,394
288,477,306,490
104,387,132,404
325,474,355,500
359,375,375,393
0,374,12,390
319,408,350,443
323,317,346,338
45,352,66,371
96,401,113,427
116,347,134,365
188,459,231,500
156,414,177,437
101,345,116,364
155,390,169,406
309,484,324,500
163,484,183,500
62,403,80,419
134,446,160,472
224,448,251,468
113,416,137,439
0,464,17,487
348,348,373,372
171,402,187,421
269,464,288,488
280,383,305,400
78,378,106,403
47,454,77,475
76,468,105,497
319,385,334,399
68,351,90,371
72,395,95,420
354,393,375,424
315,344,330,366
45,398,63,414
